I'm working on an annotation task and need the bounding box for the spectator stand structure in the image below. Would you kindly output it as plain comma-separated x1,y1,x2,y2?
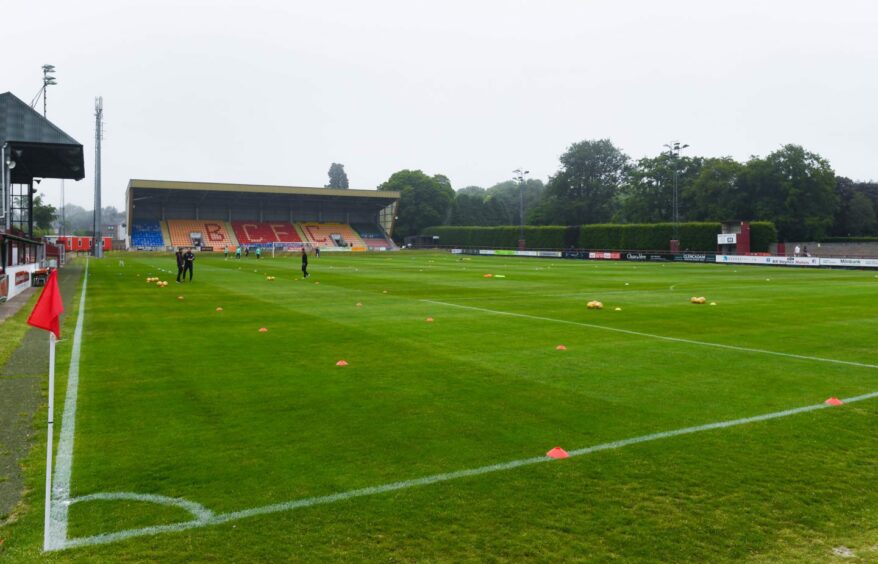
0,92,85,301
126,180,399,252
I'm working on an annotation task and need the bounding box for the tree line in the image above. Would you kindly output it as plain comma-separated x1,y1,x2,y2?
379,140,877,243
29,198,127,237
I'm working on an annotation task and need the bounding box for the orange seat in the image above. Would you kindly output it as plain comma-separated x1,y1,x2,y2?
167,220,234,249
298,223,366,248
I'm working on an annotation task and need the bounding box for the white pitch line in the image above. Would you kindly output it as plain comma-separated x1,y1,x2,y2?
48,258,89,550
421,299,878,370
55,390,878,551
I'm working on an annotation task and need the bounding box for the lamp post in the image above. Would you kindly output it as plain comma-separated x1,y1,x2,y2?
32,65,64,236
41,65,57,118
513,168,529,250
663,141,688,247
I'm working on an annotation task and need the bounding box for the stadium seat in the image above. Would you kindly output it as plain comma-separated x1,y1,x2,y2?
232,221,302,246
352,223,396,249
298,223,367,249
131,220,166,248
167,220,236,249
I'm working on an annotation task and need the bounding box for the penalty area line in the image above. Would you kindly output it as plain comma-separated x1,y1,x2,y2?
420,299,878,371
56,390,878,551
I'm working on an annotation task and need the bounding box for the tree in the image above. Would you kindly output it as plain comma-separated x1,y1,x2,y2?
326,163,349,189
33,193,57,232
622,154,703,223
832,177,878,236
378,170,454,241
449,192,491,225
846,191,877,235
531,139,629,225
741,145,837,240
683,158,747,221
456,186,486,198
485,179,545,225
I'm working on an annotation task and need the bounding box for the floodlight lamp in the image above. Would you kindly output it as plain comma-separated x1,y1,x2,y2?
43,64,56,72
6,160,16,169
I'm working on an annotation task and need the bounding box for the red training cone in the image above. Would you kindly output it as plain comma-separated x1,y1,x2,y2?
336,360,349,367
546,447,569,459
555,345,567,351
825,397,844,406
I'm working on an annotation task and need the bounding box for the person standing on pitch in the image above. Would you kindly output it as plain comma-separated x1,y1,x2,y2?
255,246,262,259
175,247,185,283
224,245,229,259
301,248,309,278
235,245,242,259
183,247,196,282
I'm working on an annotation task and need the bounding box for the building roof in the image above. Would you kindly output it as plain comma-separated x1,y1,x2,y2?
127,179,399,200
0,92,85,182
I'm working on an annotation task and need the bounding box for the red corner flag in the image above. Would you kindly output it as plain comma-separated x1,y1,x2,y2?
27,270,64,339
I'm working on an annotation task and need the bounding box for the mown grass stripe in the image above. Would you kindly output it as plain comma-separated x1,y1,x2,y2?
57,390,878,551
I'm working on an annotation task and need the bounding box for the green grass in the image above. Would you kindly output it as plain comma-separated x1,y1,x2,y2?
2,251,878,562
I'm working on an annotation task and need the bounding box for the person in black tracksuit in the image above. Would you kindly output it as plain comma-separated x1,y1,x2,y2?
175,248,185,283
301,248,309,278
183,248,195,281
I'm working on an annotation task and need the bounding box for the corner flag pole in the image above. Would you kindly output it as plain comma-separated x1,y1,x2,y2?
43,332,56,551
26,268,64,551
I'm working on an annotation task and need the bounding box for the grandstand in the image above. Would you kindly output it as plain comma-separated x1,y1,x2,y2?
126,180,399,251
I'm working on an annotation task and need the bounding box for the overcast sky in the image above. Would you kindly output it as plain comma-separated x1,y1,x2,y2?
6,0,877,210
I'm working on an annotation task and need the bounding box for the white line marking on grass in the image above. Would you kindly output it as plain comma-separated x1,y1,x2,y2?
54,391,878,551
46,259,89,550
420,300,878,370
70,492,214,522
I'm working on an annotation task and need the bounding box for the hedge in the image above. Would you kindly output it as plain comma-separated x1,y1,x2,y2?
749,221,777,252
422,222,777,252
579,222,723,251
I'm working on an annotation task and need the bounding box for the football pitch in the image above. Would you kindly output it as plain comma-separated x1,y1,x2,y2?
6,251,878,561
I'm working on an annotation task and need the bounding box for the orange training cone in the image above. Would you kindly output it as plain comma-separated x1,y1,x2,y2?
825,397,844,406
555,345,567,351
546,447,569,459
216,307,223,312
426,317,434,322
336,360,349,367
258,327,268,333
